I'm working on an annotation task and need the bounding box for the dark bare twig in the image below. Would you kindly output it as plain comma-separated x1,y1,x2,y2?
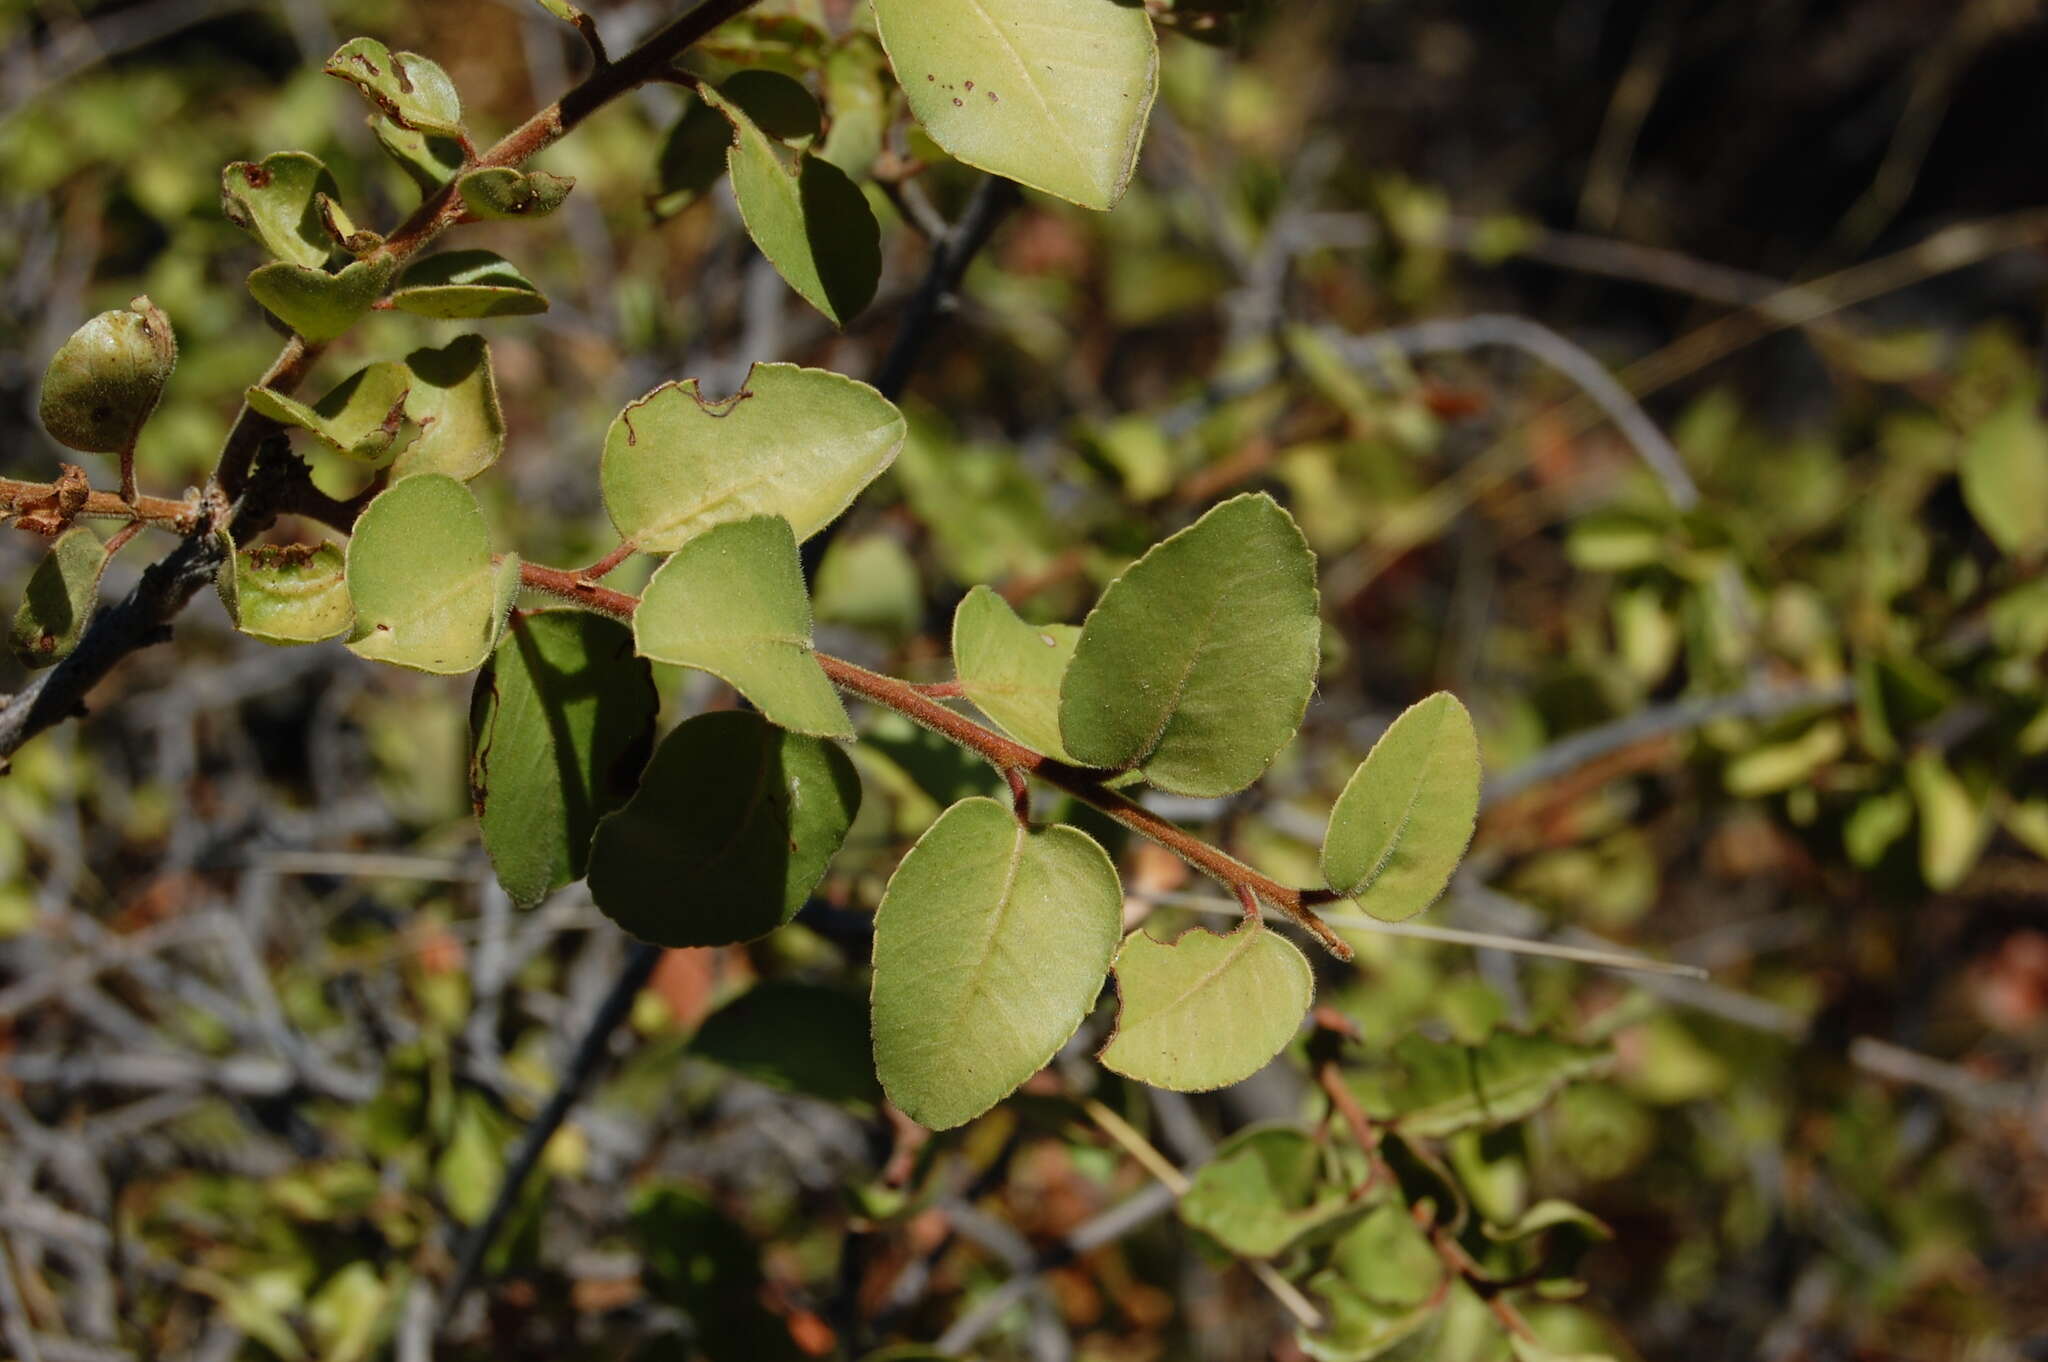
437,939,661,1331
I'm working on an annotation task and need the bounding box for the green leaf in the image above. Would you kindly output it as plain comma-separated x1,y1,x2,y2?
1179,1124,1366,1258
1349,1029,1611,1139
38,296,177,455
470,611,657,908
396,335,504,481
325,38,465,138
819,35,891,177
1059,493,1319,796
601,363,904,553
456,166,574,220
436,1095,501,1224
872,797,1123,1129
1325,1200,1446,1308
633,515,851,738
1097,919,1312,1092
9,529,106,668
344,473,515,674
1321,692,1481,923
952,585,1079,760
246,255,397,343
1722,719,1846,797
1906,749,1989,891
872,0,1158,210
690,982,882,1106
703,83,880,326
717,69,824,143
814,534,923,635
216,538,352,646
587,711,861,948
373,116,466,195
219,152,339,268
245,361,413,465
1961,397,2048,556
389,250,549,319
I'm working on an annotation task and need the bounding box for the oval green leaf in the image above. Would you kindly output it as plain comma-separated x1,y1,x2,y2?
587,710,861,948
246,255,396,343
1961,397,2048,557
396,335,504,481
470,611,658,908
245,361,412,465
1097,919,1312,1092
601,362,904,553
220,152,339,269
952,584,1079,760
634,515,851,738
389,250,549,319
216,538,352,646
1058,492,1319,796
690,982,882,1107
9,529,106,669
344,473,515,674
871,797,1123,1129
1179,1124,1366,1259
703,84,879,326
872,0,1159,210
1321,691,1481,923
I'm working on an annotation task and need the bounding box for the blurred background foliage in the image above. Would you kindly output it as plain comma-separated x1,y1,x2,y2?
3,0,2048,1358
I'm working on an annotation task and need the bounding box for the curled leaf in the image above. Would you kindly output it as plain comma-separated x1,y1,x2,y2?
245,361,413,465
219,152,339,268
388,250,548,319
456,167,574,220
9,528,107,668
216,537,352,646
325,38,464,138
246,255,396,343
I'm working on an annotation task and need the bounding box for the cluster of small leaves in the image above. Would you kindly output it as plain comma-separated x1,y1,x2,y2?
1180,1025,1616,1360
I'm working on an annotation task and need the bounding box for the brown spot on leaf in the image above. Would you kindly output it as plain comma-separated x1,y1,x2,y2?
952,97,963,107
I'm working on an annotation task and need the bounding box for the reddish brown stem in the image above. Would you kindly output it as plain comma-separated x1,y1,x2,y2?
577,540,638,580
1314,1056,1538,1344
512,560,1353,960
0,476,194,534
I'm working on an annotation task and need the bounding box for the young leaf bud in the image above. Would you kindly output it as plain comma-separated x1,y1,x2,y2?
38,296,178,455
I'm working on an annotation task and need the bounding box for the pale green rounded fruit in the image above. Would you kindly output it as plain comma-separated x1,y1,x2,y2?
38,296,177,455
